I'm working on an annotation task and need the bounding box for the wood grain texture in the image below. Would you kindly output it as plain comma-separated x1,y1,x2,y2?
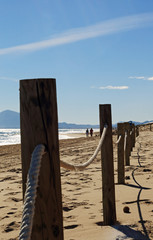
99,104,116,225
20,79,63,240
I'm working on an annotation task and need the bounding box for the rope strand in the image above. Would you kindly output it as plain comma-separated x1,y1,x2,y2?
19,144,45,240
60,125,108,171
116,135,121,144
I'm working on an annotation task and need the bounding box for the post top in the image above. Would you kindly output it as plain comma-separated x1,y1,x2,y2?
20,78,56,82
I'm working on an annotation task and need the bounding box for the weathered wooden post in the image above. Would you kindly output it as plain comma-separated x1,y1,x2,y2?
117,123,125,184
20,79,63,240
124,122,130,166
129,122,133,153
136,126,139,137
150,124,152,131
132,123,135,148
99,104,116,225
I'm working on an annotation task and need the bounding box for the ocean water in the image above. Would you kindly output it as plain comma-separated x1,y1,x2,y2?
59,129,87,139
0,128,97,146
0,129,21,146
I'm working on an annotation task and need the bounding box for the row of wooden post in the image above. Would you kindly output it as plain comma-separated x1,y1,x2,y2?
20,79,138,239
117,122,139,184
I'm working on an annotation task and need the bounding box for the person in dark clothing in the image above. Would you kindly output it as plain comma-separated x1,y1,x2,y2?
86,128,89,137
90,128,93,137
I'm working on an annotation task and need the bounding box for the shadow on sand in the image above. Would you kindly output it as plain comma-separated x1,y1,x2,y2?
112,224,150,240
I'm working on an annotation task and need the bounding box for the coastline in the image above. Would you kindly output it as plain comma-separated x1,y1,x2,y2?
0,128,100,146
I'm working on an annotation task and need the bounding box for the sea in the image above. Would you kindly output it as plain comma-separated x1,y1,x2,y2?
0,128,98,146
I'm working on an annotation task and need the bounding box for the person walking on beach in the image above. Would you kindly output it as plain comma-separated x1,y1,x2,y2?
86,128,89,137
90,128,93,137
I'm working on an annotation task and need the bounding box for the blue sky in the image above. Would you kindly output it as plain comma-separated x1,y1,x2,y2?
0,1,153,124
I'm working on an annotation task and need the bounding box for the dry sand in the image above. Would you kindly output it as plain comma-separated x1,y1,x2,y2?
0,128,153,239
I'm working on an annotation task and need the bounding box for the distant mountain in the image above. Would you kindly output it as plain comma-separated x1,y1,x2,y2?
0,110,20,128
0,110,99,129
58,122,99,129
113,120,153,128
0,110,152,129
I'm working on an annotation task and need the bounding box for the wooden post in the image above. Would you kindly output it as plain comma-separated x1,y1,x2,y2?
117,123,125,184
20,79,63,240
136,126,138,137
129,123,133,153
136,126,139,137
99,104,116,225
132,123,135,148
124,122,130,166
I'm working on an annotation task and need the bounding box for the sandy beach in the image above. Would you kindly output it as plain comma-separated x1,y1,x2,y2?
0,128,153,239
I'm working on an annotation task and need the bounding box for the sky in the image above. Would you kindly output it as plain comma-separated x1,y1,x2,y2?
0,1,153,125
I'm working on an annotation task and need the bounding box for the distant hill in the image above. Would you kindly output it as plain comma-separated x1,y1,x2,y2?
113,120,153,128
0,110,20,128
58,122,99,129
0,110,99,129
0,110,152,129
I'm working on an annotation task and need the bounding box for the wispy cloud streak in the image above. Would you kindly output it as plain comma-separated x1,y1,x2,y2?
0,12,153,55
129,76,145,80
0,76,18,82
99,86,129,90
129,76,153,80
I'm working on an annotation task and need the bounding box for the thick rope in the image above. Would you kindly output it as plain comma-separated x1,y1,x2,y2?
124,131,127,152
116,135,121,144
60,125,108,171
124,131,127,162
19,144,46,240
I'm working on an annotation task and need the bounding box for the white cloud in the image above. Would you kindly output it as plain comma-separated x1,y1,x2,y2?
0,76,18,82
129,76,145,79
99,86,129,90
0,12,153,55
147,77,153,80
129,76,153,80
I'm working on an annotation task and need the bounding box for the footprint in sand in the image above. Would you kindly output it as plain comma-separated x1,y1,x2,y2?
1,215,9,220
0,176,15,182
4,191,20,196
0,206,6,209
11,180,22,184
7,211,15,215
4,221,20,233
63,206,73,212
8,168,21,173
84,206,90,209
6,197,22,202
11,197,22,202
64,224,80,229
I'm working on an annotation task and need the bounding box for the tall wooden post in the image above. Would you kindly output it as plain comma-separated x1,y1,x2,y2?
20,79,63,240
99,104,116,225
117,123,125,184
